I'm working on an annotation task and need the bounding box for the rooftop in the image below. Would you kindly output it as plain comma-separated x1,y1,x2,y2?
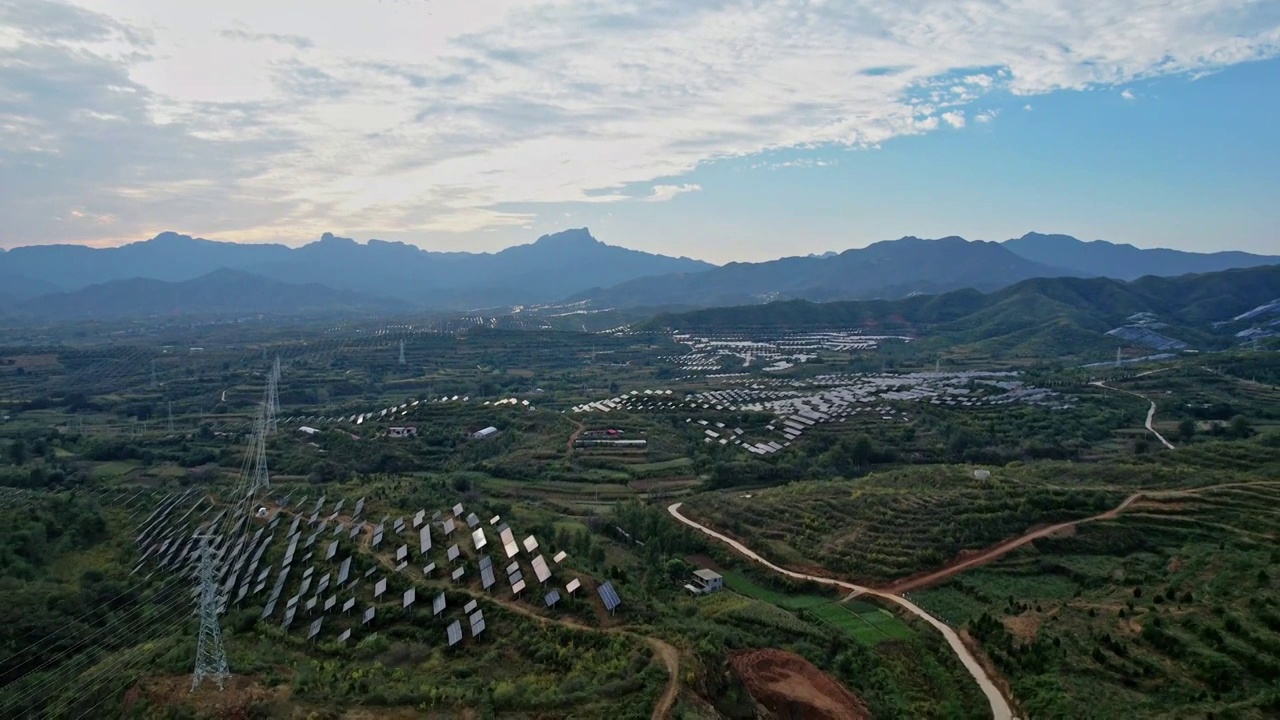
693,568,722,582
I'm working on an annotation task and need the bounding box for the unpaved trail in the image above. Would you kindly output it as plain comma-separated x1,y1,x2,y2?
1092,380,1175,450
566,417,585,458
885,479,1280,593
667,503,1015,720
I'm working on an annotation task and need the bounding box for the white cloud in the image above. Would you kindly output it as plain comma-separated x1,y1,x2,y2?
1121,88,1136,100
644,183,702,202
1024,104,1034,111
975,109,998,123
4,0,1280,246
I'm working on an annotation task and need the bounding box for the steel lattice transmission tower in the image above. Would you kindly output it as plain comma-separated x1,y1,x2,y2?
192,535,230,691
248,405,270,497
398,339,406,365
265,356,281,434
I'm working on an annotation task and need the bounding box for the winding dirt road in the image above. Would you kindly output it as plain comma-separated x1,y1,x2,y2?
1092,380,1175,450
667,503,1015,720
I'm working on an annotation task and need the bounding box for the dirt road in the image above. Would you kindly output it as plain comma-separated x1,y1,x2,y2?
566,418,585,458
667,503,1015,720
1092,380,1175,450
885,480,1280,593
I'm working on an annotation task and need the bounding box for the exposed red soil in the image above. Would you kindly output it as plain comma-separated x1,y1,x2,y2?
729,649,870,720
128,674,288,718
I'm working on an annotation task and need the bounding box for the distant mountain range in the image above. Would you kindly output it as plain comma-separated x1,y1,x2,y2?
0,229,1275,320
571,236,1075,308
0,269,405,322
0,228,712,307
648,265,1280,360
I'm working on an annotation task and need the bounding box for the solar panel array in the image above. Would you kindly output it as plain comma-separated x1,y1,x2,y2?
446,620,463,646
531,555,551,584
544,589,561,607
598,581,621,612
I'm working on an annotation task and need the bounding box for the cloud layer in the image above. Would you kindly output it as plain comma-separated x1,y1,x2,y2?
2,0,1279,248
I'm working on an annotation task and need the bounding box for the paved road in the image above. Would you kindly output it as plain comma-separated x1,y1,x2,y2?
667,502,1015,720
1092,381,1175,450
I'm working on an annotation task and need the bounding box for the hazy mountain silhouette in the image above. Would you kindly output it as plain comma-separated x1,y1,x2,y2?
1002,232,1280,279
0,229,713,308
2,268,405,321
574,236,1077,308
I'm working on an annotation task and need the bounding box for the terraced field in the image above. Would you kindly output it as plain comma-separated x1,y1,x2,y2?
911,480,1280,718
681,463,1162,584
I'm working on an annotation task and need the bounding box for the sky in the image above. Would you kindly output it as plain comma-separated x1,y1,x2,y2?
1,0,1278,263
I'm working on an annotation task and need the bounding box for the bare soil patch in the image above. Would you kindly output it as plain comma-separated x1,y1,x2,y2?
1002,612,1043,643
729,649,869,720
129,674,288,718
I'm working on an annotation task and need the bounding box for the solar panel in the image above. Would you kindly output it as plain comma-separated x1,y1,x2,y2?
509,569,522,585
364,566,376,577
451,566,465,581
566,578,581,595
511,579,526,595
480,566,495,589
317,573,330,594
362,606,375,625
471,528,487,551
452,503,464,517
446,620,463,646
282,608,295,630
395,560,407,572
343,597,355,613
442,518,455,535
479,555,492,570
522,535,539,553
324,595,336,612
305,597,316,613
325,540,338,561
353,498,364,517
598,581,621,611
489,515,500,525
261,599,277,618
396,545,408,561
413,510,425,528
553,550,568,564
423,562,436,576
432,592,446,616
506,561,520,576
419,526,431,554
531,555,551,583
470,617,485,638
393,518,405,534
337,557,351,584
333,523,344,536
371,532,383,548
402,587,416,608
466,512,480,528
374,577,387,598
307,617,323,639
544,589,561,607
337,629,351,643
349,525,361,539
464,599,478,614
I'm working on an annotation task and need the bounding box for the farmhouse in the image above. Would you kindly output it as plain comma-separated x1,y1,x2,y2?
471,426,499,440
388,426,418,438
684,569,723,595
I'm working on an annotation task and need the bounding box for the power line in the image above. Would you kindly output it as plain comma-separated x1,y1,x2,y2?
191,535,229,691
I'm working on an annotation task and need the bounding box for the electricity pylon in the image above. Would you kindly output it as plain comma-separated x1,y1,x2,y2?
266,356,281,434
192,535,230,691
398,340,406,365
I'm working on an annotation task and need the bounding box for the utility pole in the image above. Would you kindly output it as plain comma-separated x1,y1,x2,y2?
192,535,230,691
398,340,406,365
1115,347,1122,367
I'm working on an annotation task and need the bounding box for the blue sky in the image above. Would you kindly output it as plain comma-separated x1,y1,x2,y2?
1,0,1278,262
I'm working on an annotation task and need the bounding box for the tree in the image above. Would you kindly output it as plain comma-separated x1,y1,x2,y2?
1177,418,1195,442
1229,415,1253,439
9,440,27,466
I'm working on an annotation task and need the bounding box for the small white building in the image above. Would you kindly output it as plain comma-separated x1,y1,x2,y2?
298,426,320,436
471,426,499,440
684,568,724,595
388,426,418,438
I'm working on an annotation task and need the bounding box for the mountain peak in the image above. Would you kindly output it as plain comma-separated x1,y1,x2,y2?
533,228,599,247
147,231,198,245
